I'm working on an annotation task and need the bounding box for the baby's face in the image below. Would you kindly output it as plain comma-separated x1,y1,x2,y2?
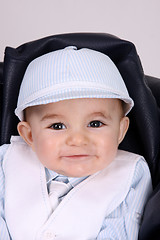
18,98,129,177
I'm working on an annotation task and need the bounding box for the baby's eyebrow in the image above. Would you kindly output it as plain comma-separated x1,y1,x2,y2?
40,113,63,122
89,112,112,120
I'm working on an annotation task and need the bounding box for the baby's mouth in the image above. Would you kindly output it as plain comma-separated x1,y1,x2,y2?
60,154,93,161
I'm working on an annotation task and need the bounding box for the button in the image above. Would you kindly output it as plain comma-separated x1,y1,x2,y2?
135,212,141,223
43,231,56,239
64,46,77,50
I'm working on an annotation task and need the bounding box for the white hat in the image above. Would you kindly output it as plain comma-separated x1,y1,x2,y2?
15,46,134,121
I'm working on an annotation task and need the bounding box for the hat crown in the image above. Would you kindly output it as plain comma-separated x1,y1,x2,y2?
15,46,134,120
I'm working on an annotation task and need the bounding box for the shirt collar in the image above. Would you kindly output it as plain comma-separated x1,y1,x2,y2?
45,168,88,188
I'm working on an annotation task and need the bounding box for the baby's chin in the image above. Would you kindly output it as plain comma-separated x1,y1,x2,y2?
50,166,104,178
52,170,89,178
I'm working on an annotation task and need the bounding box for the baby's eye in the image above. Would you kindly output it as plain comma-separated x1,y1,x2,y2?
88,120,104,128
49,122,66,130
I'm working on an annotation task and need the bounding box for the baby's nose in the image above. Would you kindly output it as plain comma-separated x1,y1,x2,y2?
66,130,89,146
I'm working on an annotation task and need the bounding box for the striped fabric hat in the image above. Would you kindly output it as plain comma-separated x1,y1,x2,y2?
15,46,134,121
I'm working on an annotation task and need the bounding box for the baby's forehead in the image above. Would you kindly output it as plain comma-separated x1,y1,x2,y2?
26,98,122,118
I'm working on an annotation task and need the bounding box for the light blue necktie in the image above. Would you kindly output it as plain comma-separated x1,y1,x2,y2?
49,176,71,211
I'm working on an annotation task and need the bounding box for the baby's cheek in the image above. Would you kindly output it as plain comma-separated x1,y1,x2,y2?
38,141,56,159
34,141,48,159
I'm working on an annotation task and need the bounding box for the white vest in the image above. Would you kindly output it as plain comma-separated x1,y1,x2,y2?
3,136,141,240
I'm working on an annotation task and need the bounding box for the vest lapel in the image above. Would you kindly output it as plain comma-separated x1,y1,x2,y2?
37,150,137,239
3,136,51,240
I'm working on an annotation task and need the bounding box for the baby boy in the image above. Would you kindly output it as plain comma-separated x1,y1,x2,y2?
0,46,152,240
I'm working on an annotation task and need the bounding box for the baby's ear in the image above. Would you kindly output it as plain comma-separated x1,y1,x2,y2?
118,116,130,144
17,121,34,150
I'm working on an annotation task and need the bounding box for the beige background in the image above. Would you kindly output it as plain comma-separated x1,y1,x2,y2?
1,0,160,77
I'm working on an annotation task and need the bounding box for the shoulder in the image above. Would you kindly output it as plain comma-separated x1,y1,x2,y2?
113,150,151,184
117,149,152,193
117,149,145,161
130,154,152,193
0,136,27,166
0,144,10,197
119,150,152,208
0,144,10,162
117,150,150,172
